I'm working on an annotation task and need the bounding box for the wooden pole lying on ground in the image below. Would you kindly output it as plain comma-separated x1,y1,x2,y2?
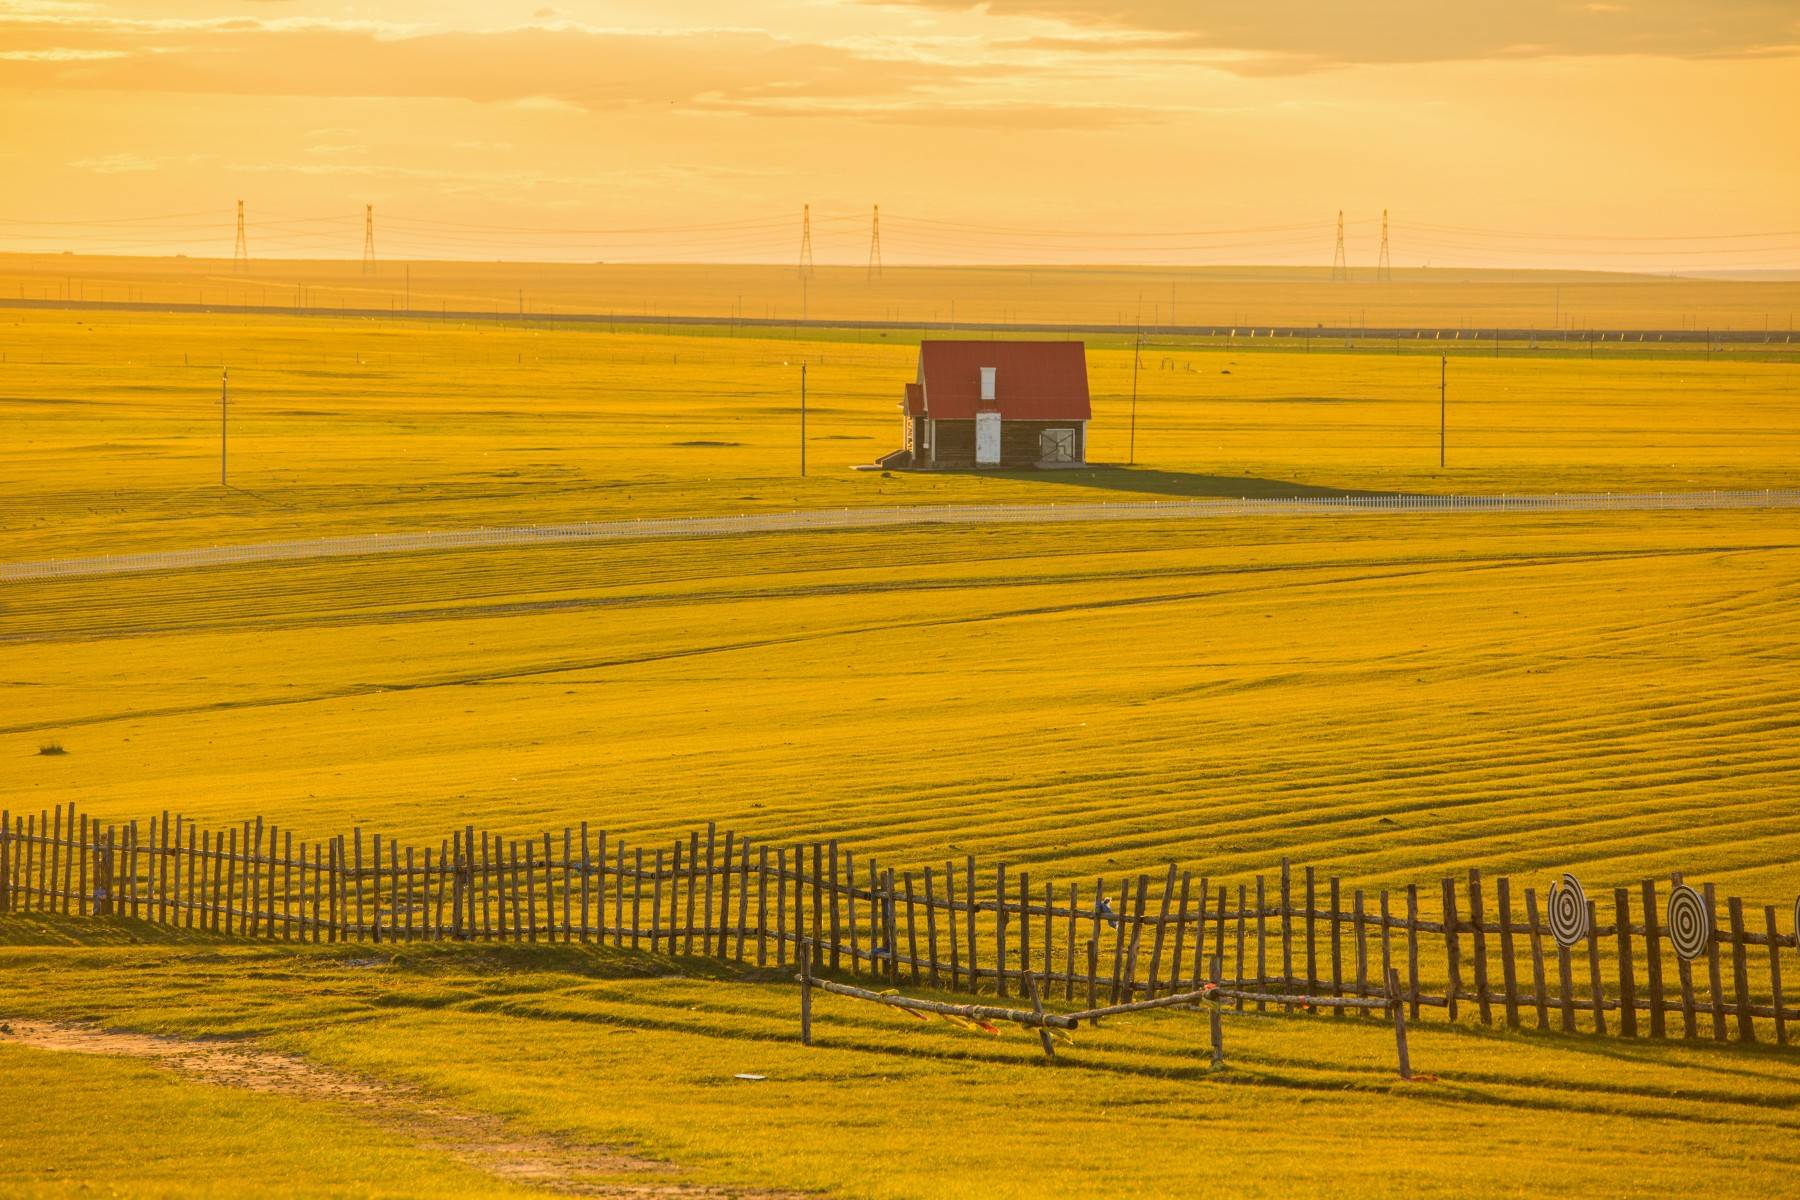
800,976,1078,1031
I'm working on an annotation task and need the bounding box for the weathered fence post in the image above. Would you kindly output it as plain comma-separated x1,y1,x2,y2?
1614,887,1638,1037
1405,883,1421,1020
1208,953,1225,1067
1147,865,1175,1000
1441,877,1463,1022
1728,897,1756,1043
1764,905,1788,1047
799,937,814,1046
1325,875,1343,1011
1703,882,1727,1041
1388,967,1411,1081
1585,900,1606,1035
1304,867,1318,991
995,862,1009,999
1642,879,1666,1038
1280,858,1294,992
1496,876,1520,1029
1468,869,1491,1026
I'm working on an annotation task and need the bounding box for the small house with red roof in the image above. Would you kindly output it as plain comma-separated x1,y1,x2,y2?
896,340,1091,469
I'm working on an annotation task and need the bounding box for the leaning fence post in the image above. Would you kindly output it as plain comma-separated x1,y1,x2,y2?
799,936,814,1046
1388,967,1412,1081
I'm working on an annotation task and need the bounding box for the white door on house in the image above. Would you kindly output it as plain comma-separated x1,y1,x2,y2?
975,412,1001,465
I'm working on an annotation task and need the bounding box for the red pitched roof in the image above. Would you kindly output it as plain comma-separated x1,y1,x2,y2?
917,340,1090,421
904,382,924,417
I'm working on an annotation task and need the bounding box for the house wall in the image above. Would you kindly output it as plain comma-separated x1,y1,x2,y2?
927,419,1084,468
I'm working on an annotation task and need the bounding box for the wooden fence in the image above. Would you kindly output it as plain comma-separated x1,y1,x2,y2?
2,804,1795,1047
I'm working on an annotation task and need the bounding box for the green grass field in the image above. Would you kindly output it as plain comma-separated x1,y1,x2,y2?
3,304,1799,1195
3,930,1798,1199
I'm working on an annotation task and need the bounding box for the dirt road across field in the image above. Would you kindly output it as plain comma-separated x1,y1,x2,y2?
0,1018,802,1198
6,488,1797,583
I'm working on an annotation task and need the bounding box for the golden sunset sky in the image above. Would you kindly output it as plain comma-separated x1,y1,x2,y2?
2,1,1797,268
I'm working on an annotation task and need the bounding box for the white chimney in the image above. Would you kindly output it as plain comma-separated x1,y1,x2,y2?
979,366,997,403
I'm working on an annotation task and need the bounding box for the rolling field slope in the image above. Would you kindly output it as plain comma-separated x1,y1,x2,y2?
4,305,1799,1197
8,511,1799,904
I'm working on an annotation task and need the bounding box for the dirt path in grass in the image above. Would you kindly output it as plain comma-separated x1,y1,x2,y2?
6,488,1797,582
0,1018,804,1199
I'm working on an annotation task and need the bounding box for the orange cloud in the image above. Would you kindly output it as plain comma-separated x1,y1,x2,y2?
0,20,969,111
871,0,1800,71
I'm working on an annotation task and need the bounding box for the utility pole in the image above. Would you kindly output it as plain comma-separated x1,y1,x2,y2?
1331,210,1348,282
1129,327,1141,466
799,204,815,279
362,204,375,274
220,368,230,486
232,201,248,273
1376,210,1392,282
800,362,808,477
1439,354,1446,469
867,205,882,281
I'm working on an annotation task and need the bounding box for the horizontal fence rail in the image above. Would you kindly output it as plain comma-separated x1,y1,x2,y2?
6,489,1799,583
3,806,1797,1048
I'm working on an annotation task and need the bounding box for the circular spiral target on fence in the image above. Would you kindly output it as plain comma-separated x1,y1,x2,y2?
1667,884,1710,961
1547,873,1589,947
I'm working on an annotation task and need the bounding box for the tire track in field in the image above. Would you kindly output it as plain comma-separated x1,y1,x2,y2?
10,540,1788,644
1,545,1761,733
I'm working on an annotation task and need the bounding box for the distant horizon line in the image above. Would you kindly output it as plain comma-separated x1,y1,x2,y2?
2,250,1795,282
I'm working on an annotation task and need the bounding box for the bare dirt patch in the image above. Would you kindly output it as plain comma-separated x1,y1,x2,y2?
0,1019,803,1199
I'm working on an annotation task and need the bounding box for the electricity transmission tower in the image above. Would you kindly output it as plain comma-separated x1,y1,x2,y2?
362,204,376,274
1377,209,1392,282
799,204,815,278
1330,210,1347,282
233,200,248,273
867,205,882,281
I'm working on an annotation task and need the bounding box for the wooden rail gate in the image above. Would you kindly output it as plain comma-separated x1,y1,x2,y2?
2,805,1795,1046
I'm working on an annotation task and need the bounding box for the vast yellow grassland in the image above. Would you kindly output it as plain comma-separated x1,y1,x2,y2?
6,252,1800,331
4,303,1799,1197
3,308,1796,561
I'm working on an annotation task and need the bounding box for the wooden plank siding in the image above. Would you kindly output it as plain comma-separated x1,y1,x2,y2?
923,418,1085,469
